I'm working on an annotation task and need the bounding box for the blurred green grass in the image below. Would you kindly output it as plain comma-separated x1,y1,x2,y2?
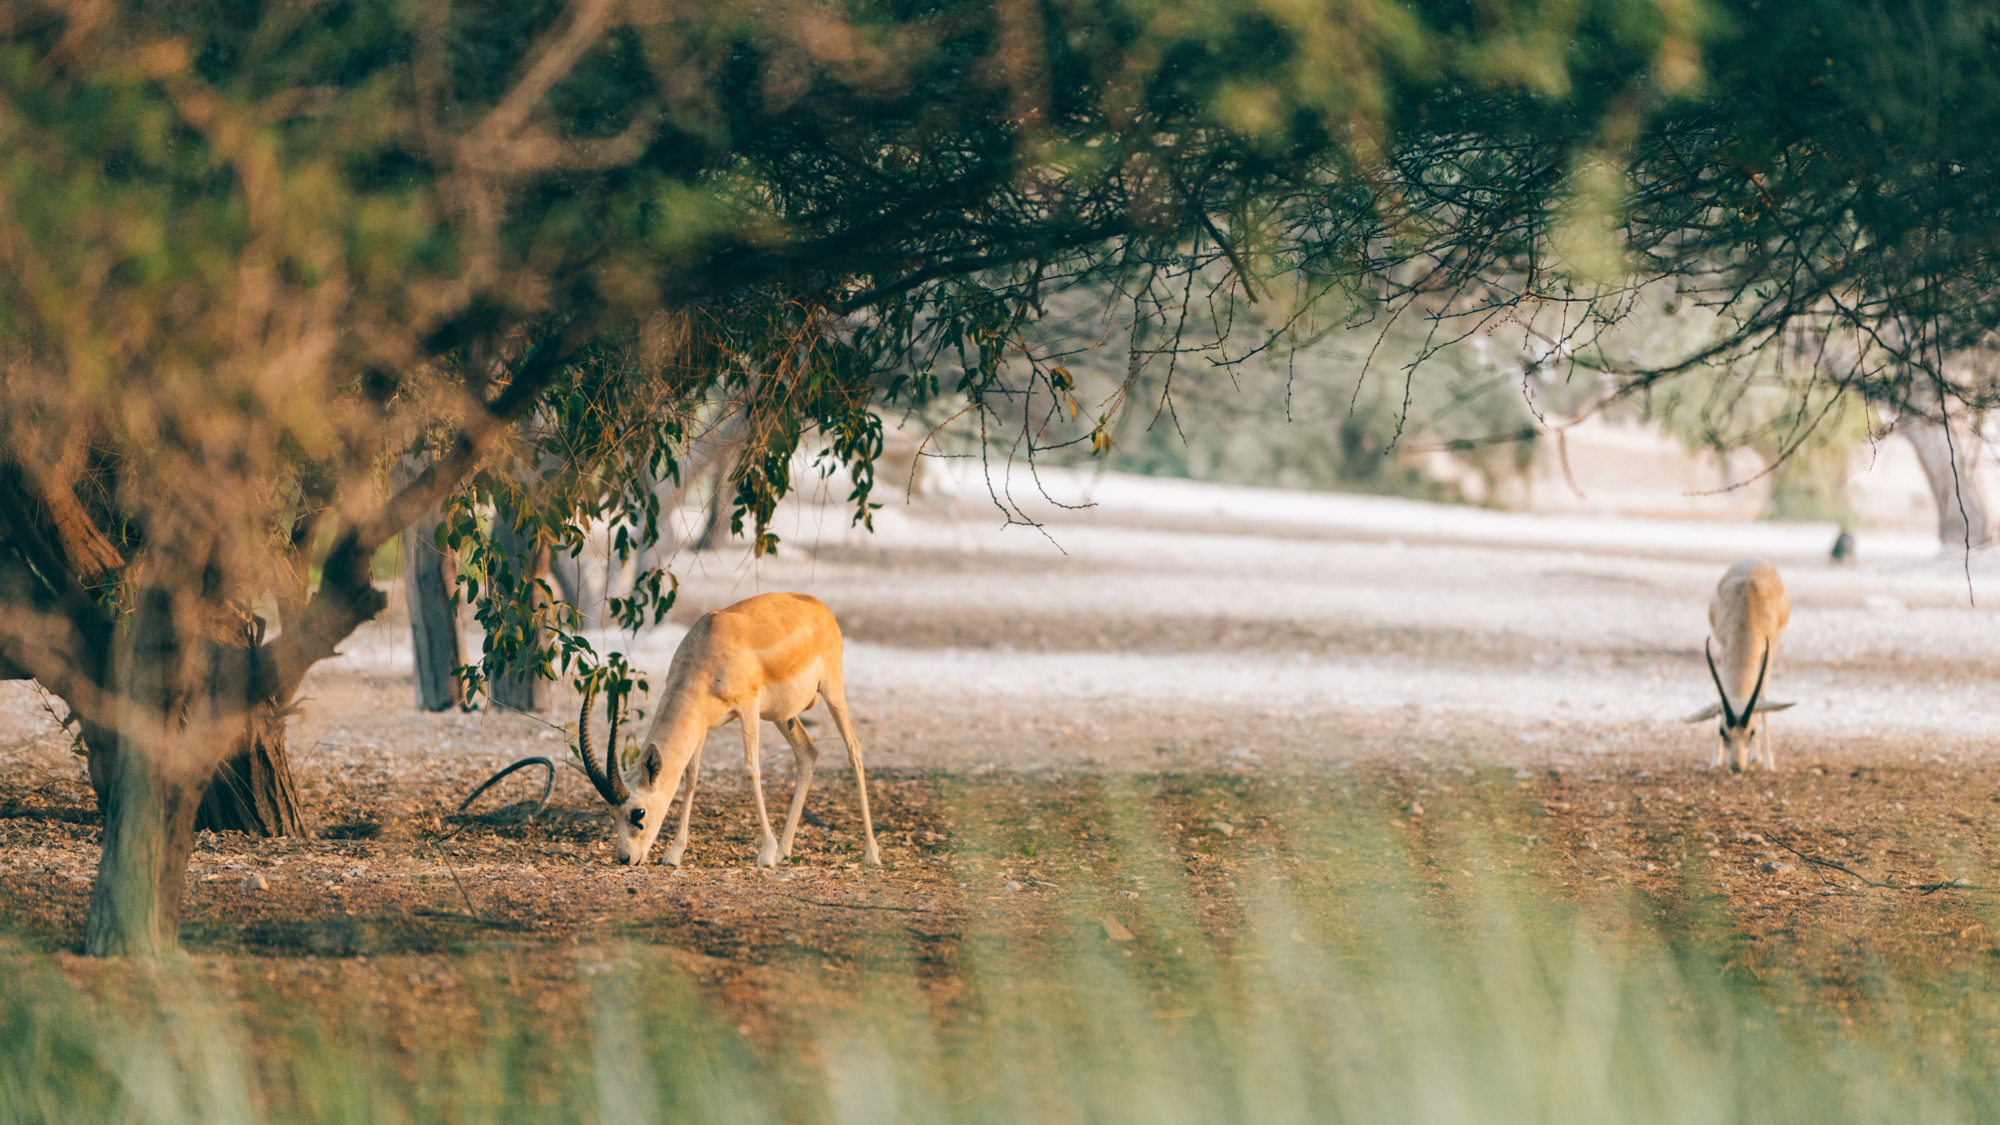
5,771,1999,1125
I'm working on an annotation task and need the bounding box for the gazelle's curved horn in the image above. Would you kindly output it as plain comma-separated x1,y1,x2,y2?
1704,639,1741,729
604,683,624,783
1742,644,1772,719
576,681,629,805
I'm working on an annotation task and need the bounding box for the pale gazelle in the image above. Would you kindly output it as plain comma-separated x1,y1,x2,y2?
576,592,882,867
1683,559,1796,770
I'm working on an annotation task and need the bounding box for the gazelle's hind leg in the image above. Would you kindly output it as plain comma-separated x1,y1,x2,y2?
818,667,881,866
740,713,782,867
774,716,821,859
662,744,703,866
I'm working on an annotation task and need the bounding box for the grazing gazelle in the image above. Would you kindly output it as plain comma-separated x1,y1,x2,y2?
1684,559,1796,770
576,592,881,867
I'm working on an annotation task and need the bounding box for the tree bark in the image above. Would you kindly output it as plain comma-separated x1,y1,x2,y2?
188,592,307,837
84,587,259,954
693,470,734,551
84,731,208,957
399,457,464,712
1901,403,1995,552
193,705,305,836
490,505,551,713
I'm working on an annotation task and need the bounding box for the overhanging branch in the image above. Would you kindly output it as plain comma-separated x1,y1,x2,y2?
259,315,596,703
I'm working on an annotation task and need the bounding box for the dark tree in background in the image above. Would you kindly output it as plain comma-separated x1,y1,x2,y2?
5,0,2000,956
396,458,464,713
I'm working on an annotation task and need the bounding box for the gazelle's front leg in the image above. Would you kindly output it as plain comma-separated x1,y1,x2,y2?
740,714,782,867
662,744,703,866
1759,715,1779,771
774,716,821,859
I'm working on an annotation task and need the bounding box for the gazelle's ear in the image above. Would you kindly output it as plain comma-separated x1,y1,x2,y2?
1752,700,1796,713
1682,703,1723,722
641,743,665,786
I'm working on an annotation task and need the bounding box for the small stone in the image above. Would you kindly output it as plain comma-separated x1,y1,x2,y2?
1208,821,1236,837
1642,862,1657,873
1761,861,1794,874
240,872,267,891
1005,881,1023,892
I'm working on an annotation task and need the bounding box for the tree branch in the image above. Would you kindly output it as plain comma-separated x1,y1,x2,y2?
0,566,113,722
0,470,117,693
37,478,124,580
259,317,595,703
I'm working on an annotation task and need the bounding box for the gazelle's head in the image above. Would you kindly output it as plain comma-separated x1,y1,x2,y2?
576,688,674,864
1686,640,1795,771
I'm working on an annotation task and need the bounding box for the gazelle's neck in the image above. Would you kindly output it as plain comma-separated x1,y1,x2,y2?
634,702,710,779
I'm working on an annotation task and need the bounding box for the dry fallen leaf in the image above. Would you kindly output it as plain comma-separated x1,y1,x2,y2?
1102,917,1134,942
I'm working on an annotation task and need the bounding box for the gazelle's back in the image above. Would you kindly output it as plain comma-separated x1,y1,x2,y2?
1709,559,1790,705
676,593,842,705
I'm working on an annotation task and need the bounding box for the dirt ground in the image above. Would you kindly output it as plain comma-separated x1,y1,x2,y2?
3,477,2000,1049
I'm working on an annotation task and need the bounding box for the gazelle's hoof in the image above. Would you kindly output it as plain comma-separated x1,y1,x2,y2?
662,846,685,866
756,841,780,868
863,845,882,867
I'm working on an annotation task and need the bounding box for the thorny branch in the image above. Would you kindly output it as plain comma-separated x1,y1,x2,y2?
1767,833,1981,895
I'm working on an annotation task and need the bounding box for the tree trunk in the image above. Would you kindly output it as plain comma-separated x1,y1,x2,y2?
694,470,734,551
193,705,305,835
84,731,208,956
490,506,551,713
85,587,269,954
400,461,464,712
1902,407,1995,552
549,545,609,630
